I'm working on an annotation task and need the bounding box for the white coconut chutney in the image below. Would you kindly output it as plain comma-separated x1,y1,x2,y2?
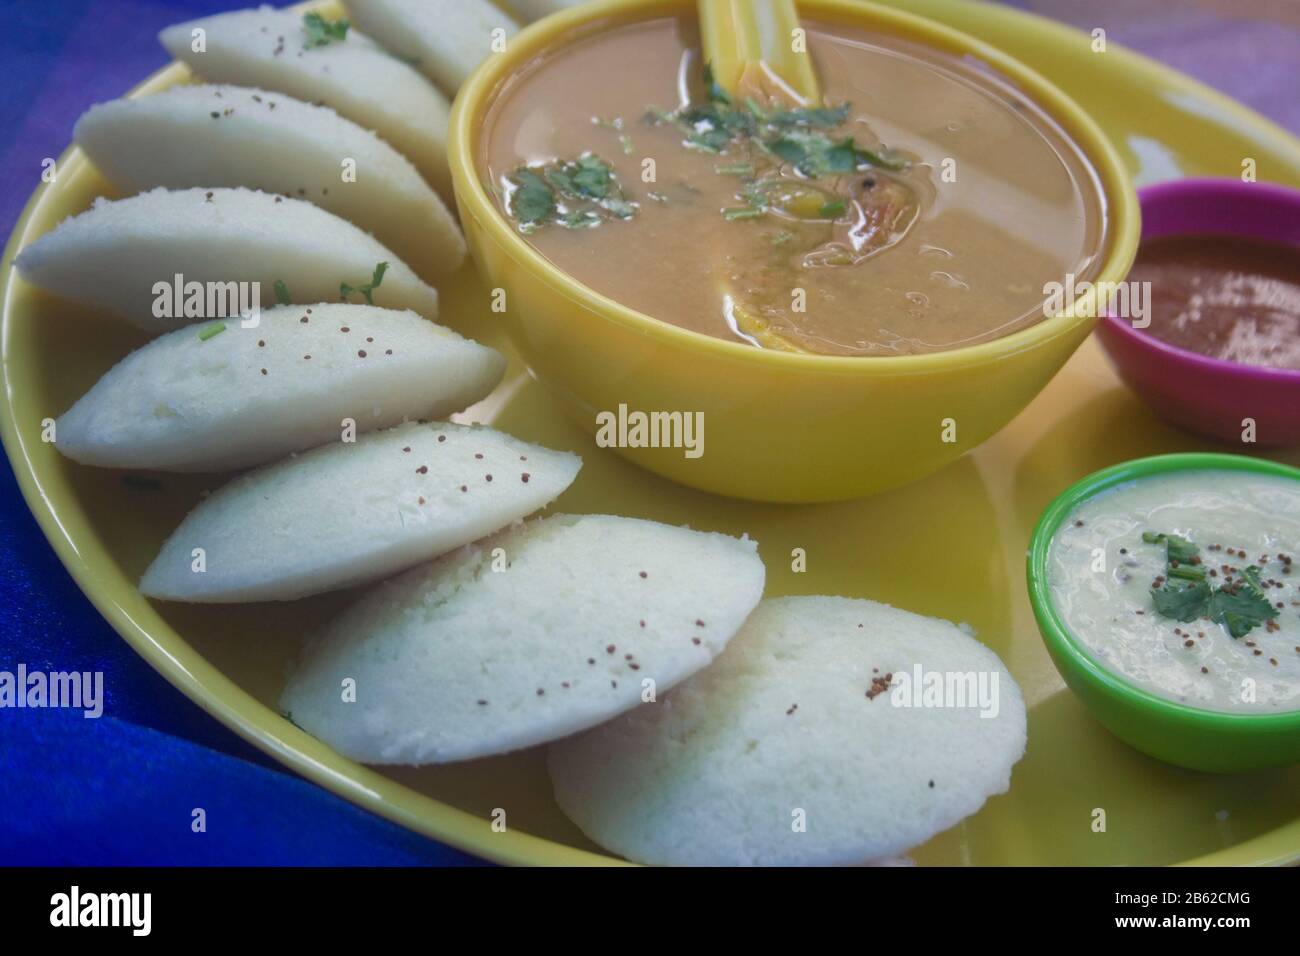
1047,470,1300,714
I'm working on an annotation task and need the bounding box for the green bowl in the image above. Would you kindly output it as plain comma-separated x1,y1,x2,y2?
1027,453,1300,773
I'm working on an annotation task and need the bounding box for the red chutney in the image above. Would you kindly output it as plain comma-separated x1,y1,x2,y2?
1127,233,1300,371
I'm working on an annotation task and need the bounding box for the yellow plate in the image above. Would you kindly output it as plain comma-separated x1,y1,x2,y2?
3,0,1299,866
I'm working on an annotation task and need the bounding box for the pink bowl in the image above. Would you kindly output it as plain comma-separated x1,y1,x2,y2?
1095,178,1300,446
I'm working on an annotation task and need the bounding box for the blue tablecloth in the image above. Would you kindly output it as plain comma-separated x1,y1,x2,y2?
0,0,479,865
1,0,1296,866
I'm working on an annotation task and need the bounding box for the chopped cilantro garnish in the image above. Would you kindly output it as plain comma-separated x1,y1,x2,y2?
1209,582,1277,638
510,169,556,225
274,280,291,306
766,133,877,177
819,198,846,219
303,12,349,47
647,68,907,183
703,64,732,107
340,262,388,305
198,321,226,341
765,104,852,129
1143,531,1279,638
545,154,614,201
1142,531,1199,565
1151,580,1212,622
503,154,638,233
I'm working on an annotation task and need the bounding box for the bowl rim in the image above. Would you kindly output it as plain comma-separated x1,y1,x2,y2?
1100,177,1300,385
449,0,1140,373
1027,451,1300,734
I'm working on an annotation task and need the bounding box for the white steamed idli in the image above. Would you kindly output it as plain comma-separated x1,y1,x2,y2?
57,304,504,473
343,0,518,96
159,6,452,197
74,85,464,279
140,422,580,603
548,595,1028,866
14,187,439,331
279,514,765,764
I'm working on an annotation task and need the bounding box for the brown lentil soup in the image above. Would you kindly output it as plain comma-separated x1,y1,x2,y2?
480,14,1108,356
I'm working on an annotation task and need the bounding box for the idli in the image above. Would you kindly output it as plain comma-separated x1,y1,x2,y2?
343,0,518,96
74,85,464,279
57,304,504,473
159,6,452,197
279,514,765,764
14,187,439,331
140,422,580,603
548,596,1028,866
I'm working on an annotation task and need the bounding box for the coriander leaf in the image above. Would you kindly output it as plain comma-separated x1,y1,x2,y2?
1241,565,1265,594
509,169,556,224
766,135,808,167
1142,531,1199,565
766,104,851,129
558,210,601,229
274,280,291,306
765,133,859,177
303,12,349,47
819,198,846,219
854,145,908,171
821,137,861,173
603,197,638,219
1208,585,1278,638
340,261,388,305
504,157,637,232
702,63,732,106
571,155,612,198
685,126,731,153
1150,581,1212,622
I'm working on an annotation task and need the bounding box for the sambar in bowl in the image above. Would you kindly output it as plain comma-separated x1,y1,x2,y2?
450,0,1138,502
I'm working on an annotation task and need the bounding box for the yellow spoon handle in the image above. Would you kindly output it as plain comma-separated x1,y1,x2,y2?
699,0,821,105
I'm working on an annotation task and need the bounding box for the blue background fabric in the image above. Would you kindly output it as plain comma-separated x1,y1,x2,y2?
0,0,478,865
0,0,1296,865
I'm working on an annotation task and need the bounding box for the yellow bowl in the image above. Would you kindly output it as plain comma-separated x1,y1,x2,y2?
450,0,1139,503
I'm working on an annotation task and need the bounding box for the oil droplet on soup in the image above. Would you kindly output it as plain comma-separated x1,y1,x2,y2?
481,16,1108,357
